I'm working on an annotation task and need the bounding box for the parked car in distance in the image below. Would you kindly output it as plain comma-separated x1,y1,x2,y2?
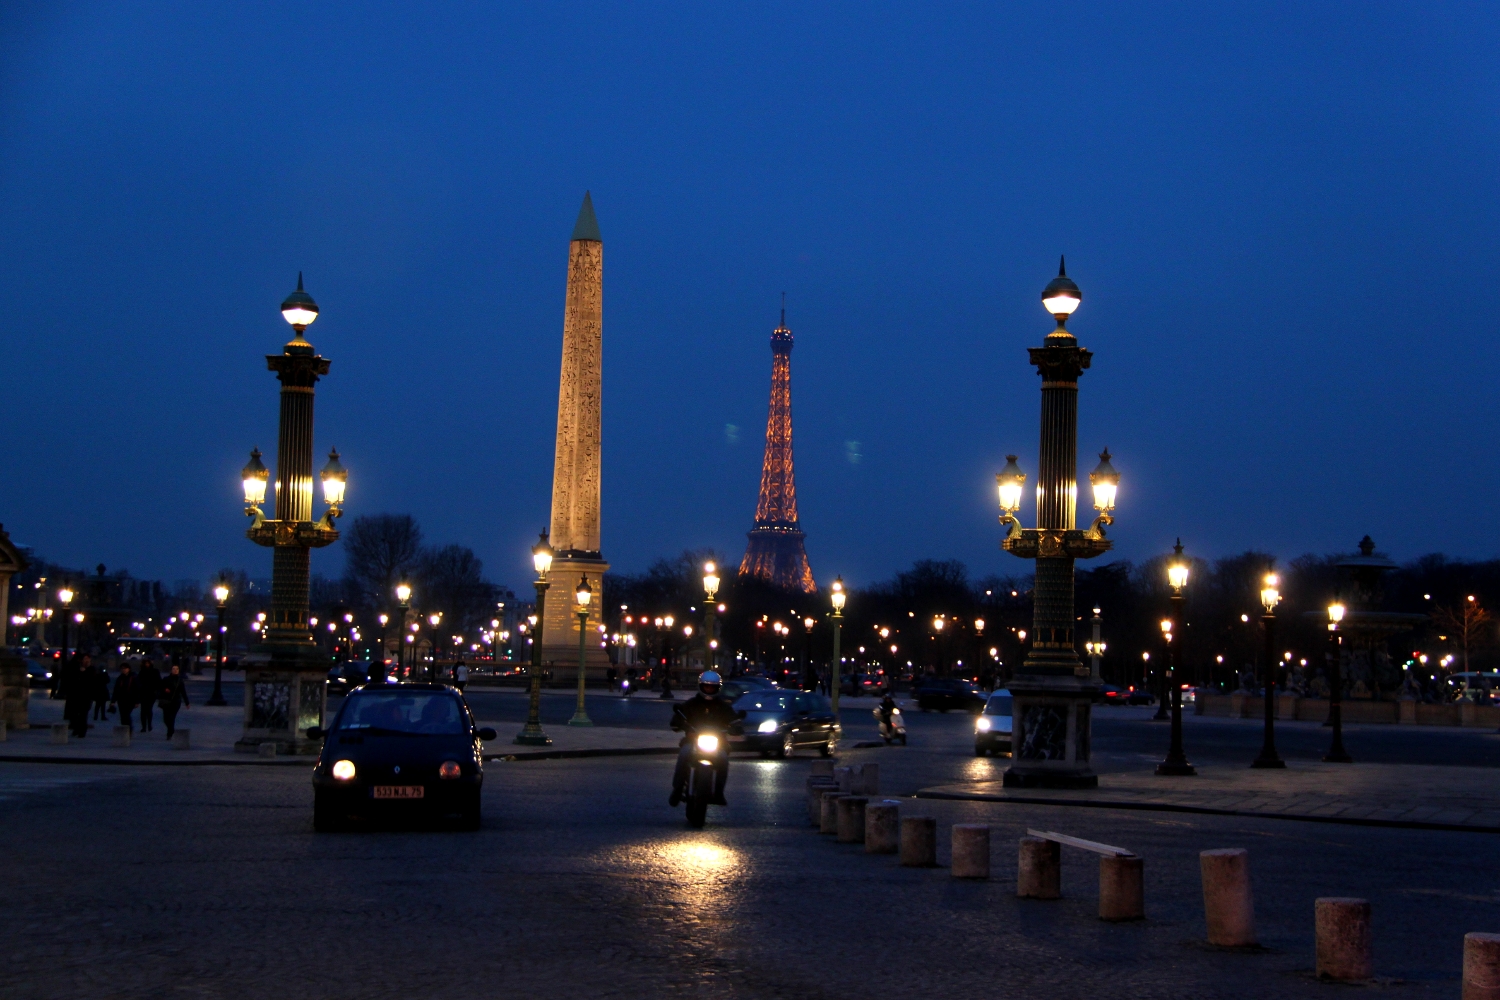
1179,685,1198,705
840,672,887,697
913,677,986,713
728,689,839,758
26,660,53,688
1124,686,1155,705
308,684,496,831
974,690,1013,756
327,661,372,694
1097,684,1129,705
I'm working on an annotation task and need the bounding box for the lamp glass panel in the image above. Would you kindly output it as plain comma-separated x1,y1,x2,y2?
1042,293,1080,316
282,306,318,328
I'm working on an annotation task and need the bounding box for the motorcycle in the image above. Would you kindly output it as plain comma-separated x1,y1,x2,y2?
682,730,723,828
621,677,632,698
873,706,907,745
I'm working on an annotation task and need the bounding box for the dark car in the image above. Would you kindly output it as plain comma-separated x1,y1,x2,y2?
25,660,53,689
1124,686,1155,706
1097,684,1129,705
840,672,887,697
913,677,986,713
308,684,496,831
729,689,840,758
720,676,778,703
974,690,1014,756
326,660,372,694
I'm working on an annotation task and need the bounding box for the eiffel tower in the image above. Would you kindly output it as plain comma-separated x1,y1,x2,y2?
739,301,816,593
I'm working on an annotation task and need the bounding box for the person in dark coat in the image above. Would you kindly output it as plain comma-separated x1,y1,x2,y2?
61,654,94,737
137,659,161,732
111,663,138,731
92,661,111,721
157,663,190,738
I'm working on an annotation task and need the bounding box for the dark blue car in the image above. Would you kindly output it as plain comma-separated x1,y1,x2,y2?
729,690,840,758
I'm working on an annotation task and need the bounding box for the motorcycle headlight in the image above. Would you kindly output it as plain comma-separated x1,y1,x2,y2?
331,759,357,781
976,717,992,732
696,733,720,753
757,719,778,733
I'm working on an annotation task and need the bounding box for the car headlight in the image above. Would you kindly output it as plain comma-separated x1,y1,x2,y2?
696,733,720,753
331,759,356,781
976,717,992,732
757,719,778,733
438,760,462,780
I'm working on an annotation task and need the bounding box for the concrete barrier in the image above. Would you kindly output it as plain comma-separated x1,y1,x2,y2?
899,816,937,867
806,778,837,825
1200,849,1256,947
865,801,900,854
1464,932,1500,1000
50,723,69,745
1018,837,1061,898
1315,897,1372,981
951,825,990,879
809,759,835,777
834,766,853,793
835,796,868,843
820,792,846,834
112,725,131,748
257,741,278,758
852,762,879,795
171,729,191,750
1099,855,1145,921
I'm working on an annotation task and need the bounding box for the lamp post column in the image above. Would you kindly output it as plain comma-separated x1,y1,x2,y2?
1251,575,1285,768
1324,609,1352,763
208,594,228,706
517,535,554,746
570,577,593,726
1089,608,1102,682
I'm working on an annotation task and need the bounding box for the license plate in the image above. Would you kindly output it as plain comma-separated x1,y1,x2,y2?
371,785,424,799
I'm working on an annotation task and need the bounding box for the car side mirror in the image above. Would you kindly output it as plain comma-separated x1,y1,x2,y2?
306,726,325,740
735,710,747,719
477,727,497,741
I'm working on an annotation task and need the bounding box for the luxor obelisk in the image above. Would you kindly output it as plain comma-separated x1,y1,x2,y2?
541,193,610,681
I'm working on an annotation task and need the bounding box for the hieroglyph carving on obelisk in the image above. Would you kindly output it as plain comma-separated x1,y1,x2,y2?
549,192,604,557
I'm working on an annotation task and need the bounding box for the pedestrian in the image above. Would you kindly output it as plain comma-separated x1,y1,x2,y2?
606,666,617,693
157,663,190,739
138,658,161,732
61,653,94,737
111,663,138,732
453,658,468,692
92,659,111,721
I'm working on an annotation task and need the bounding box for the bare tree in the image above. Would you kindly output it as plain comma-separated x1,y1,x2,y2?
415,544,497,637
341,514,423,610
1433,597,1492,674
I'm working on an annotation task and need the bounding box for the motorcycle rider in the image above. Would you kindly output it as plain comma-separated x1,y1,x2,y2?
877,692,900,739
668,670,740,807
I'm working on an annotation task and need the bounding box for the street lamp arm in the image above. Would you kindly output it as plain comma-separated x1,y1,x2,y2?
998,511,1024,541
1084,510,1114,541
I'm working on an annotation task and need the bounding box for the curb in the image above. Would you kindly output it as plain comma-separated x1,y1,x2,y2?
913,788,1500,835
0,753,310,767
490,746,680,762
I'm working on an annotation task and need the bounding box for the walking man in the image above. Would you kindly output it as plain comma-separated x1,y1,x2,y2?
111,663,138,732
137,658,161,732
157,663,190,739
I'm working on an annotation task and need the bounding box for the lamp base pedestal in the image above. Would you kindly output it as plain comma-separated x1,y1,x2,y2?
1002,668,1099,789
235,642,327,755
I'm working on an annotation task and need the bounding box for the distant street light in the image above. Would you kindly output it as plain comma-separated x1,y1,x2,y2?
1251,573,1286,769
57,586,74,669
515,533,553,746
1325,602,1352,763
569,576,594,727
830,576,846,717
1156,541,1195,776
207,579,230,705
702,562,720,675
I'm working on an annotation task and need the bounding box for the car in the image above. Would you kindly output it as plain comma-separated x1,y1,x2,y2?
1124,686,1156,706
1096,684,1128,705
840,672,887,697
26,661,53,688
913,677,986,713
974,690,1013,756
728,689,840,758
720,676,778,703
326,660,372,694
308,684,497,831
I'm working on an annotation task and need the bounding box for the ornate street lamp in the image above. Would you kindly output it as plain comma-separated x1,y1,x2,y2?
829,576,846,717
1156,541,1196,775
996,259,1116,788
1325,601,1353,763
427,612,443,682
516,532,554,745
702,562,720,675
569,576,594,726
395,582,412,678
57,586,74,669
207,579,230,705
237,274,344,753
1251,573,1286,768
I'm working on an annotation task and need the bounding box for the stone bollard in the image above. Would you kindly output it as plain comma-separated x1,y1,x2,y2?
171,729,191,750
854,762,880,795
809,759,835,777
807,779,837,825
834,766,853,793
1099,855,1145,921
951,825,990,879
50,723,69,745
1316,898,1372,981
112,725,132,748
1017,837,1061,899
836,796,869,843
258,741,278,758
1200,849,1256,946
1464,933,1500,1000
865,801,901,854
899,816,938,867
820,792,846,834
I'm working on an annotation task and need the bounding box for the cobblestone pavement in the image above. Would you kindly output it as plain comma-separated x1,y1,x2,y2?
3,745,1497,1000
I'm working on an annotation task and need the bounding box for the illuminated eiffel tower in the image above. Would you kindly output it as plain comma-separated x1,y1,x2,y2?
739,300,816,593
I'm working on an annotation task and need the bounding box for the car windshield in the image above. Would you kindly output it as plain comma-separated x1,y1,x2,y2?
984,694,1013,716
336,691,466,735
735,692,794,712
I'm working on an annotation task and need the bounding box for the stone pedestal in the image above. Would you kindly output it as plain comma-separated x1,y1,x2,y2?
1004,671,1098,788
236,644,326,755
539,554,612,682
0,653,27,731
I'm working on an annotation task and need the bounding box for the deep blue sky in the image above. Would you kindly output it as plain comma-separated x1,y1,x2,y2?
2,3,1498,593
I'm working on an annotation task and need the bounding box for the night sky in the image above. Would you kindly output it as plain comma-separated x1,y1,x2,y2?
2,3,1498,592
